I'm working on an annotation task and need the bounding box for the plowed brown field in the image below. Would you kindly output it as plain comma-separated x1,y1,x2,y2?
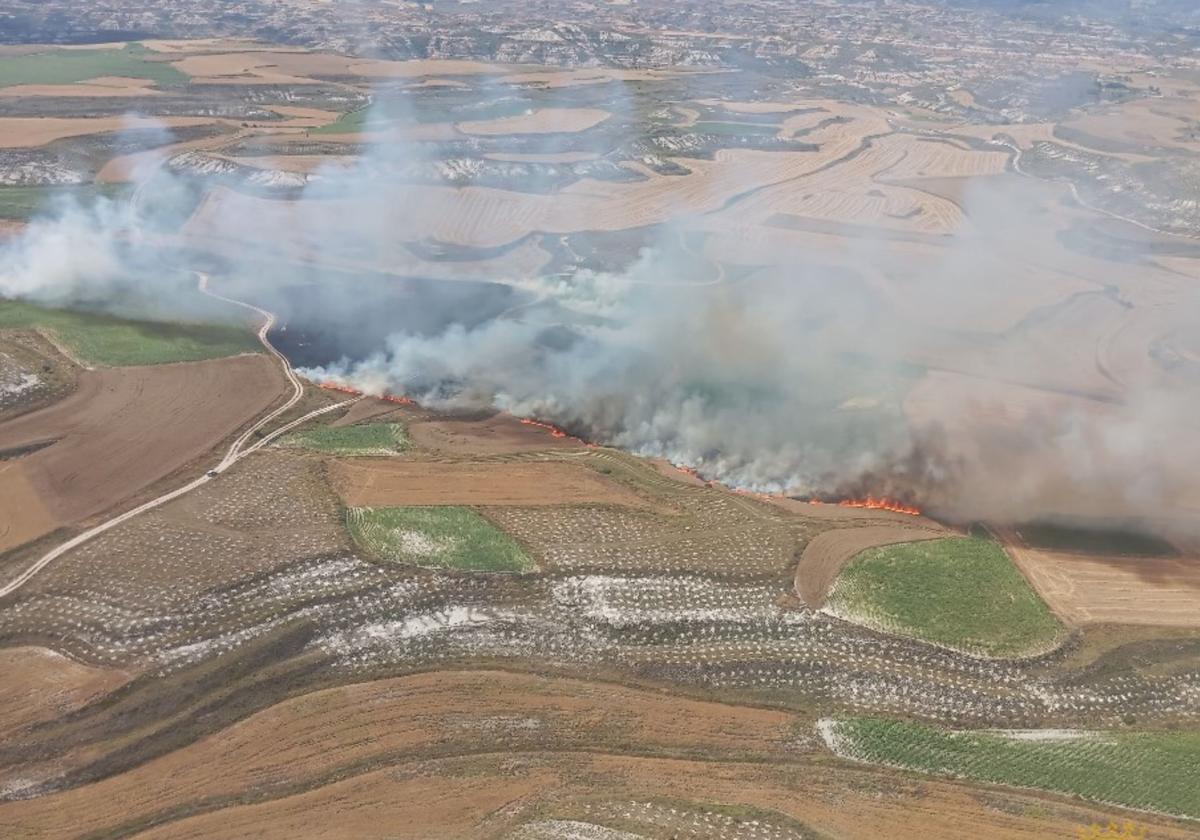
331,460,652,508
998,529,1200,627
0,354,285,552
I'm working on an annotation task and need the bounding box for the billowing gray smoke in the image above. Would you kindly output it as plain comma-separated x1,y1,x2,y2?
3,99,1199,533
309,251,919,497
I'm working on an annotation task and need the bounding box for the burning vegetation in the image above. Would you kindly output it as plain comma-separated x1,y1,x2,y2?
318,381,414,405
802,495,923,516
519,417,569,438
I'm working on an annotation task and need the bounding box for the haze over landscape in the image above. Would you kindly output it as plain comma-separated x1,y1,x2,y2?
1,1,1200,838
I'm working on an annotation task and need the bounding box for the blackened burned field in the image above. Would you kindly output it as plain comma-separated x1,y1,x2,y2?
237,271,532,369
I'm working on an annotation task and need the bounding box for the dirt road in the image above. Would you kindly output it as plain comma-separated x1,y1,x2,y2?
0,273,355,600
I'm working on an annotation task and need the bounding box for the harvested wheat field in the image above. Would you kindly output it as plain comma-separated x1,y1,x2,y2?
3,669,1190,840
794,523,948,608
998,532,1200,627
0,669,800,836
0,355,284,551
0,116,217,148
458,107,611,135
173,51,504,85
405,413,587,456
331,460,651,509
185,117,891,248
0,77,162,97
0,646,128,737
80,753,1199,840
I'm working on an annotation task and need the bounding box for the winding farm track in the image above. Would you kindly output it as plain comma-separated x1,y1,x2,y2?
0,273,356,600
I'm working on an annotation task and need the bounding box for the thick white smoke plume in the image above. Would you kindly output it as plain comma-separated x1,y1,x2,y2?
2,96,1199,534
1,196,134,305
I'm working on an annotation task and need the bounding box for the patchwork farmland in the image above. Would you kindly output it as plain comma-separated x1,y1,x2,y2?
0,19,1199,840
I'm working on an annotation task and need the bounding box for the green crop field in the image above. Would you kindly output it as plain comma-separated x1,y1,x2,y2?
309,107,371,135
826,717,1200,820
827,537,1062,657
0,184,132,221
0,43,187,88
0,300,260,366
346,506,534,572
279,422,408,456
1017,521,1176,557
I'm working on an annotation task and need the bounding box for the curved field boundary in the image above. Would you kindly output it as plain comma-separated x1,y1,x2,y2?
0,273,354,600
795,524,946,608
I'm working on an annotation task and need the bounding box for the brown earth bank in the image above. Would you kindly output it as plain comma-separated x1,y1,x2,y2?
330,459,654,509
1,669,1188,840
794,524,949,608
0,354,285,553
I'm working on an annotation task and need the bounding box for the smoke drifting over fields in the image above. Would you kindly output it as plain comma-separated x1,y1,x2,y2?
2,95,1198,531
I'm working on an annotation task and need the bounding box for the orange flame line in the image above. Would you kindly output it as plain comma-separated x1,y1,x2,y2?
519,417,568,438
319,381,415,406
319,382,363,396
836,496,922,516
